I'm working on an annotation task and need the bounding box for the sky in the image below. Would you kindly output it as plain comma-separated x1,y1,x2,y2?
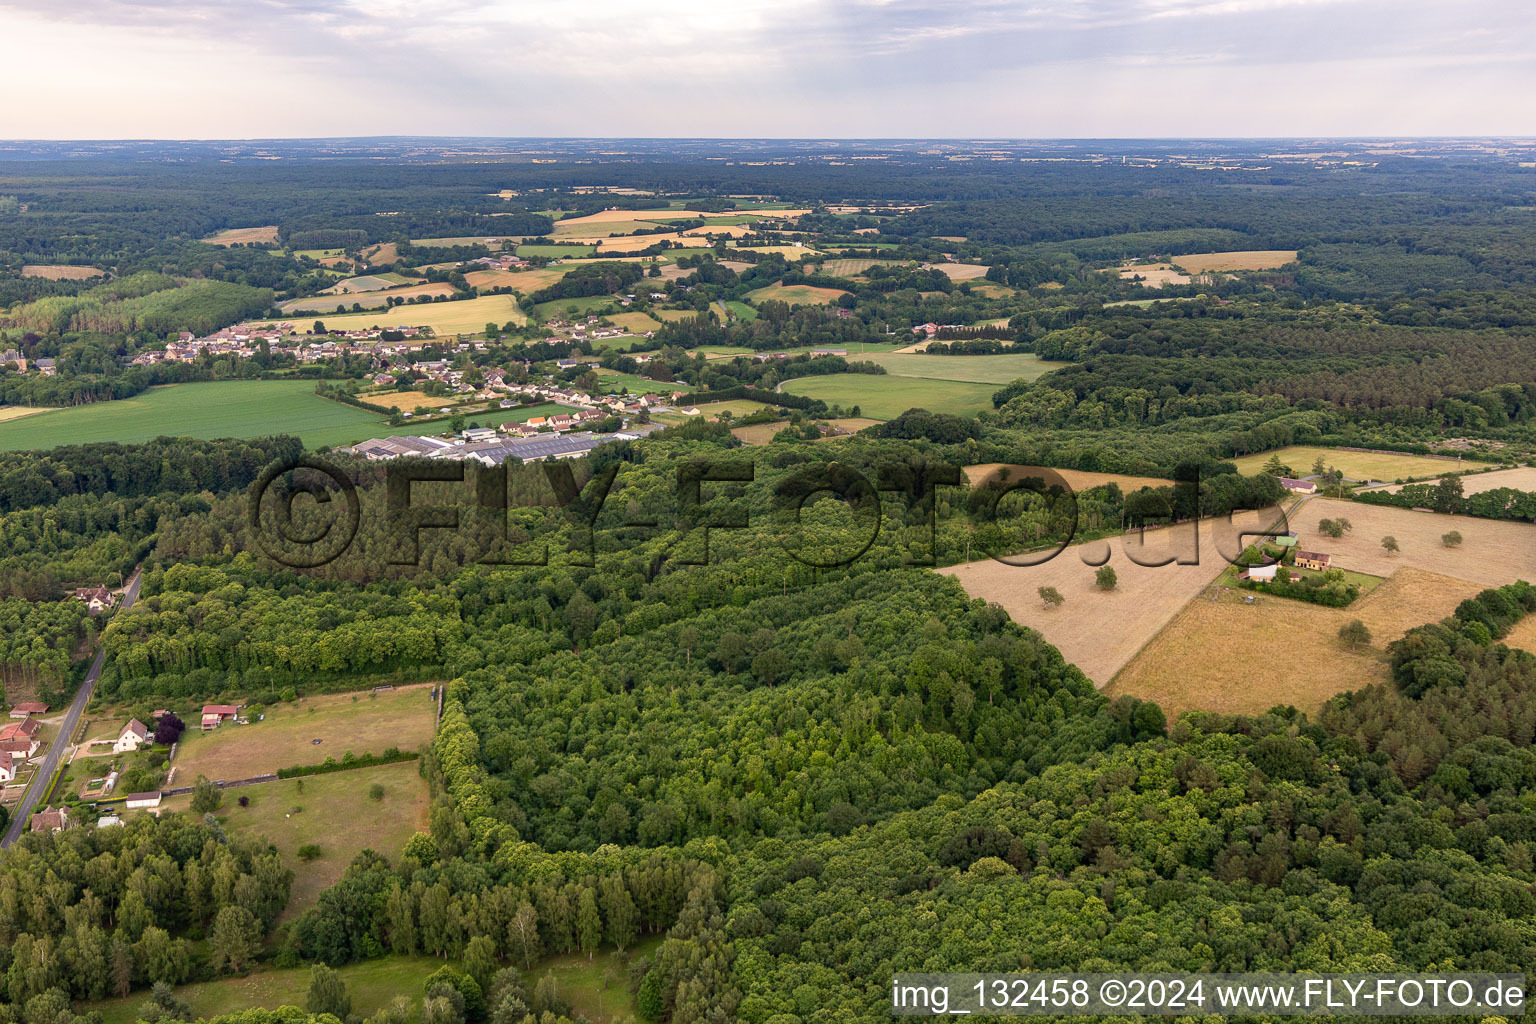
0,0,1532,139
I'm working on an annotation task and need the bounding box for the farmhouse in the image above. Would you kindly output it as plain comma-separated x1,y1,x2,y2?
1279,478,1317,494
8,703,47,718
201,704,239,730
126,792,164,810
1239,564,1280,582
29,807,68,833
1295,550,1333,571
73,586,116,613
114,718,152,753
0,718,41,746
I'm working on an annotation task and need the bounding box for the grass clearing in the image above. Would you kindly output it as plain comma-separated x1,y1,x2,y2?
0,380,388,452
521,940,660,1024
780,375,998,419
270,293,529,334
858,352,1061,386
21,264,104,280
161,760,430,916
1108,568,1479,717
517,243,595,258
203,226,279,246
83,954,445,1024
688,399,772,419
1229,446,1465,482
1171,250,1298,273
962,464,1171,493
745,282,850,306
170,684,437,781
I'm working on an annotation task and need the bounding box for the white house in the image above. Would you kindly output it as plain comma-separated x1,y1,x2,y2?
0,751,16,784
114,719,152,753
126,792,163,811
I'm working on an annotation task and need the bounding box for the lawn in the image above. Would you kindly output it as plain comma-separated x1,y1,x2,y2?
859,351,1061,385
83,953,445,1024
276,293,530,334
536,295,621,320
602,312,664,334
722,300,758,321
688,399,772,419
595,368,675,394
0,381,389,452
522,938,661,1024
779,374,998,420
163,760,430,915
171,684,438,781
1229,446,1461,482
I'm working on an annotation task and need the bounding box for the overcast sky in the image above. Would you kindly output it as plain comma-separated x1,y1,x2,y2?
1,0,1532,139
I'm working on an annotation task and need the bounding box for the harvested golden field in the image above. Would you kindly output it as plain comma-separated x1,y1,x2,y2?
1171,250,1298,273
1291,496,1536,585
938,513,1275,685
925,262,991,281
1108,568,1481,717
0,406,54,423
1503,615,1536,655
682,224,756,238
596,233,712,252
203,225,279,246
1230,446,1461,481
1376,465,1536,495
261,293,527,333
745,282,850,306
963,463,1170,493
366,389,459,410
170,684,438,782
21,264,104,280
1112,263,1192,287
363,242,399,264
323,274,396,294
733,245,820,258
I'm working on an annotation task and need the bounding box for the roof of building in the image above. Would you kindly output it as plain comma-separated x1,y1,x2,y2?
10,702,48,715
202,704,239,715
122,718,151,740
30,808,67,831
125,791,163,803
0,718,41,740
1295,550,1331,561
1279,477,1315,488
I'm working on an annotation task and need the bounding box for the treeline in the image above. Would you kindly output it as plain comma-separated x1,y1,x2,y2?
1386,580,1536,698
1356,478,1536,521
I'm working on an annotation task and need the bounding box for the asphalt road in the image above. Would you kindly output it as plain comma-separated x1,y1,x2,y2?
1,566,141,848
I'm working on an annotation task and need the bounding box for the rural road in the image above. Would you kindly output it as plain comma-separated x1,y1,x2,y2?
1,566,141,848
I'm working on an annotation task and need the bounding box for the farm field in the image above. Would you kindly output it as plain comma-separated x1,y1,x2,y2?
781,374,998,419
1108,568,1481,716
859,351,1060,385
535,295,619,319
745,282,850,306
268,292,529,334
203,225,279,246
595,233,712,252
595,368,673,394
323,274,394,293
817,258,907,276
1171,250,1299,273
410,235,519,247
363,388,459,411
517,243,595,257
280,283,456,314
1375,464,1536,495
161,760,430,915
0,405,53,422
1287,497,1536,585
1503,614,1536,656
733,245,821,258
962,463,1172,493
20,264,104,279
413,401,579,431
1112,263,1192,287
0,380,388,451
688,399,772,419
651,308,704,322
722,300,758,321
1229,446,1464,481
602,311,664,333
167,683,438,781
937,512,1274,685
362,241,399,264
85,953,445,1024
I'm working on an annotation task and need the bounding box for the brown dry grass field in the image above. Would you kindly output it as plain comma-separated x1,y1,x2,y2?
596,233,712,252
0,406,54,423
1503,615,1536,656
682,224,756,238
603,312,664,334
1108,568,1481,717
170,684,437,781
1230,445,1461,481
1112,263,1192,287
924,263,991,281
1377,465,1536,495
734,245,821,258
21,264,104,280
1171,250,1298,273
730,423,784,445
203,226,279,246
938,512,1277,685
962,463,1171,493
322,275,395,294
363,242,399,264
1290,497,1536,585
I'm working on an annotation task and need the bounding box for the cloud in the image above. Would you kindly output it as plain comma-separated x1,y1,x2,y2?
0,0,1531,137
